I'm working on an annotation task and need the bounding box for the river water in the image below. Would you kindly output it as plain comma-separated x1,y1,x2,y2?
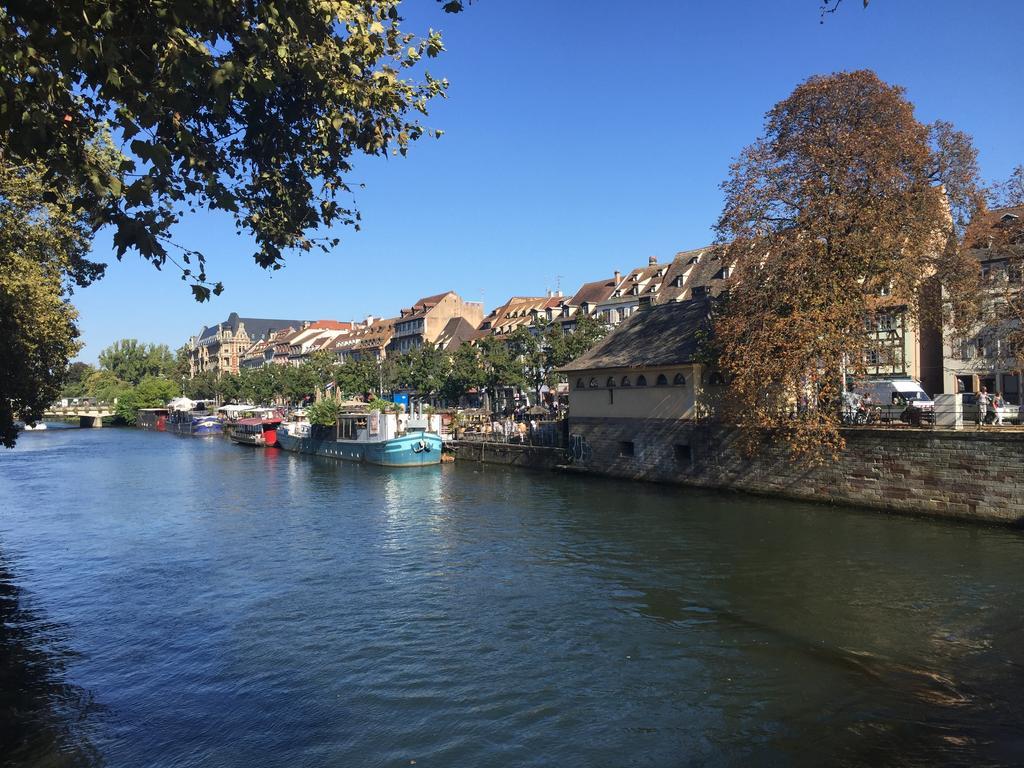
1,427,1022,767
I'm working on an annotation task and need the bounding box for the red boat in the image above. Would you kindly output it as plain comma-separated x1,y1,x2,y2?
137,408,169,431
228,417,282,447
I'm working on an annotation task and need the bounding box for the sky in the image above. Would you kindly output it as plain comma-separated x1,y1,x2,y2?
71,0,1024,362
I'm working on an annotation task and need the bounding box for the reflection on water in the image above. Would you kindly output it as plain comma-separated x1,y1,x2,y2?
0,558,102,767
1,428,1023,767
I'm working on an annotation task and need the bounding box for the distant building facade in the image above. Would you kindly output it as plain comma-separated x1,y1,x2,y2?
389,291,484,354
942,206,1024,402
187,313,302,376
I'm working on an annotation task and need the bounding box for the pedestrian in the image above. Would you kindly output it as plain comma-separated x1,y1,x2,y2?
994,391,1005,426
977,387,990,428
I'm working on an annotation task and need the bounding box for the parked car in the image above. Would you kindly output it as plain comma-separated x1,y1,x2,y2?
853,379,935,424
962,393,1022,425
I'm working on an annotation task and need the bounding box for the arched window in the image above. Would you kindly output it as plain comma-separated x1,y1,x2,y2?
621,376,631,387
606,377,616,388
588,377,599,388
656,374,668,386
636,375,647,387
673,373,686,386
576,378,584,389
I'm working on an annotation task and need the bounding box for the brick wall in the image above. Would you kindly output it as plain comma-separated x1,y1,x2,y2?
568,417,1024,524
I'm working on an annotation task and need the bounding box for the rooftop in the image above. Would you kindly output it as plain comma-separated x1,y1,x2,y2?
560,299,713,372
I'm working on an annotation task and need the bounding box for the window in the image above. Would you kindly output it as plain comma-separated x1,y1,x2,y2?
673,373,686,386
671,275,684,288
656,374,668,386
674,444,692,464
692,286,708,298
588,377,599,388
576,378,585,388
619,441,635,457
621,376,631,387
606,377,616,388
636,375,647,386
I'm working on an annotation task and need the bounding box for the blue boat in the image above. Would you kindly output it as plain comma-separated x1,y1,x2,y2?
276,410,442,467
165,399,223,436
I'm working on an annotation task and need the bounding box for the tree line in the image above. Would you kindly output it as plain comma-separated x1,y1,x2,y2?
64,314,609,424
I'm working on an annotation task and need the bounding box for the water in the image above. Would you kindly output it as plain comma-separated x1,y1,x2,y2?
1,428,1022,767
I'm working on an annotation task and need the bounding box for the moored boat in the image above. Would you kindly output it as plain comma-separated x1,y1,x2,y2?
229,417,282,447
165,398,222,436
277,409,442,467
137,408,169,431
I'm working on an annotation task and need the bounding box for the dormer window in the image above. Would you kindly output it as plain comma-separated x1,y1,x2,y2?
671,276,684,288
656,374,668,386
606,377,616,388
588,377,599,388
673,373,686,386
636,375,647,387
687,255,700,265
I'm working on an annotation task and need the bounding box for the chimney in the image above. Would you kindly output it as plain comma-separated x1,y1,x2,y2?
648,255,657,266
614,270,621,283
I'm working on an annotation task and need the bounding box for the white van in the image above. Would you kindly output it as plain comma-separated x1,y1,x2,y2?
853,379,934,423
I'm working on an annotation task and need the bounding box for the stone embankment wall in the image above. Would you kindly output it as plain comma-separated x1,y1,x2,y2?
449,440,565,470
567,417,1024,524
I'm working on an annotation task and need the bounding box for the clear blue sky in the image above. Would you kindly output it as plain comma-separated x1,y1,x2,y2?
72,0,1024,362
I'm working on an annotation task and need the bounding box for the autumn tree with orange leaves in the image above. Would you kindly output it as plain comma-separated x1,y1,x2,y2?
712,70,983,458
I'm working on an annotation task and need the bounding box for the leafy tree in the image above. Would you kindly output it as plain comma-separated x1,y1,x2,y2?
0,154,106,445
989,165,1024,209
335,356,380,398
280,364,318,404
1,0,463,300
396,343,449,397
98,339,175,385
171,346,192,383
712,70,982,458
60,362,96,399
543,315,609,380
306,398,342,427
505,327,545,394
114,376,178,424
236,366,279,405
84,369,130,404
307,350,340,395
477,335,527,405
443,343,485,403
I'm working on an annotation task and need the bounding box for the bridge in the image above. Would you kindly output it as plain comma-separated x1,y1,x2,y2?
44,405,116,428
